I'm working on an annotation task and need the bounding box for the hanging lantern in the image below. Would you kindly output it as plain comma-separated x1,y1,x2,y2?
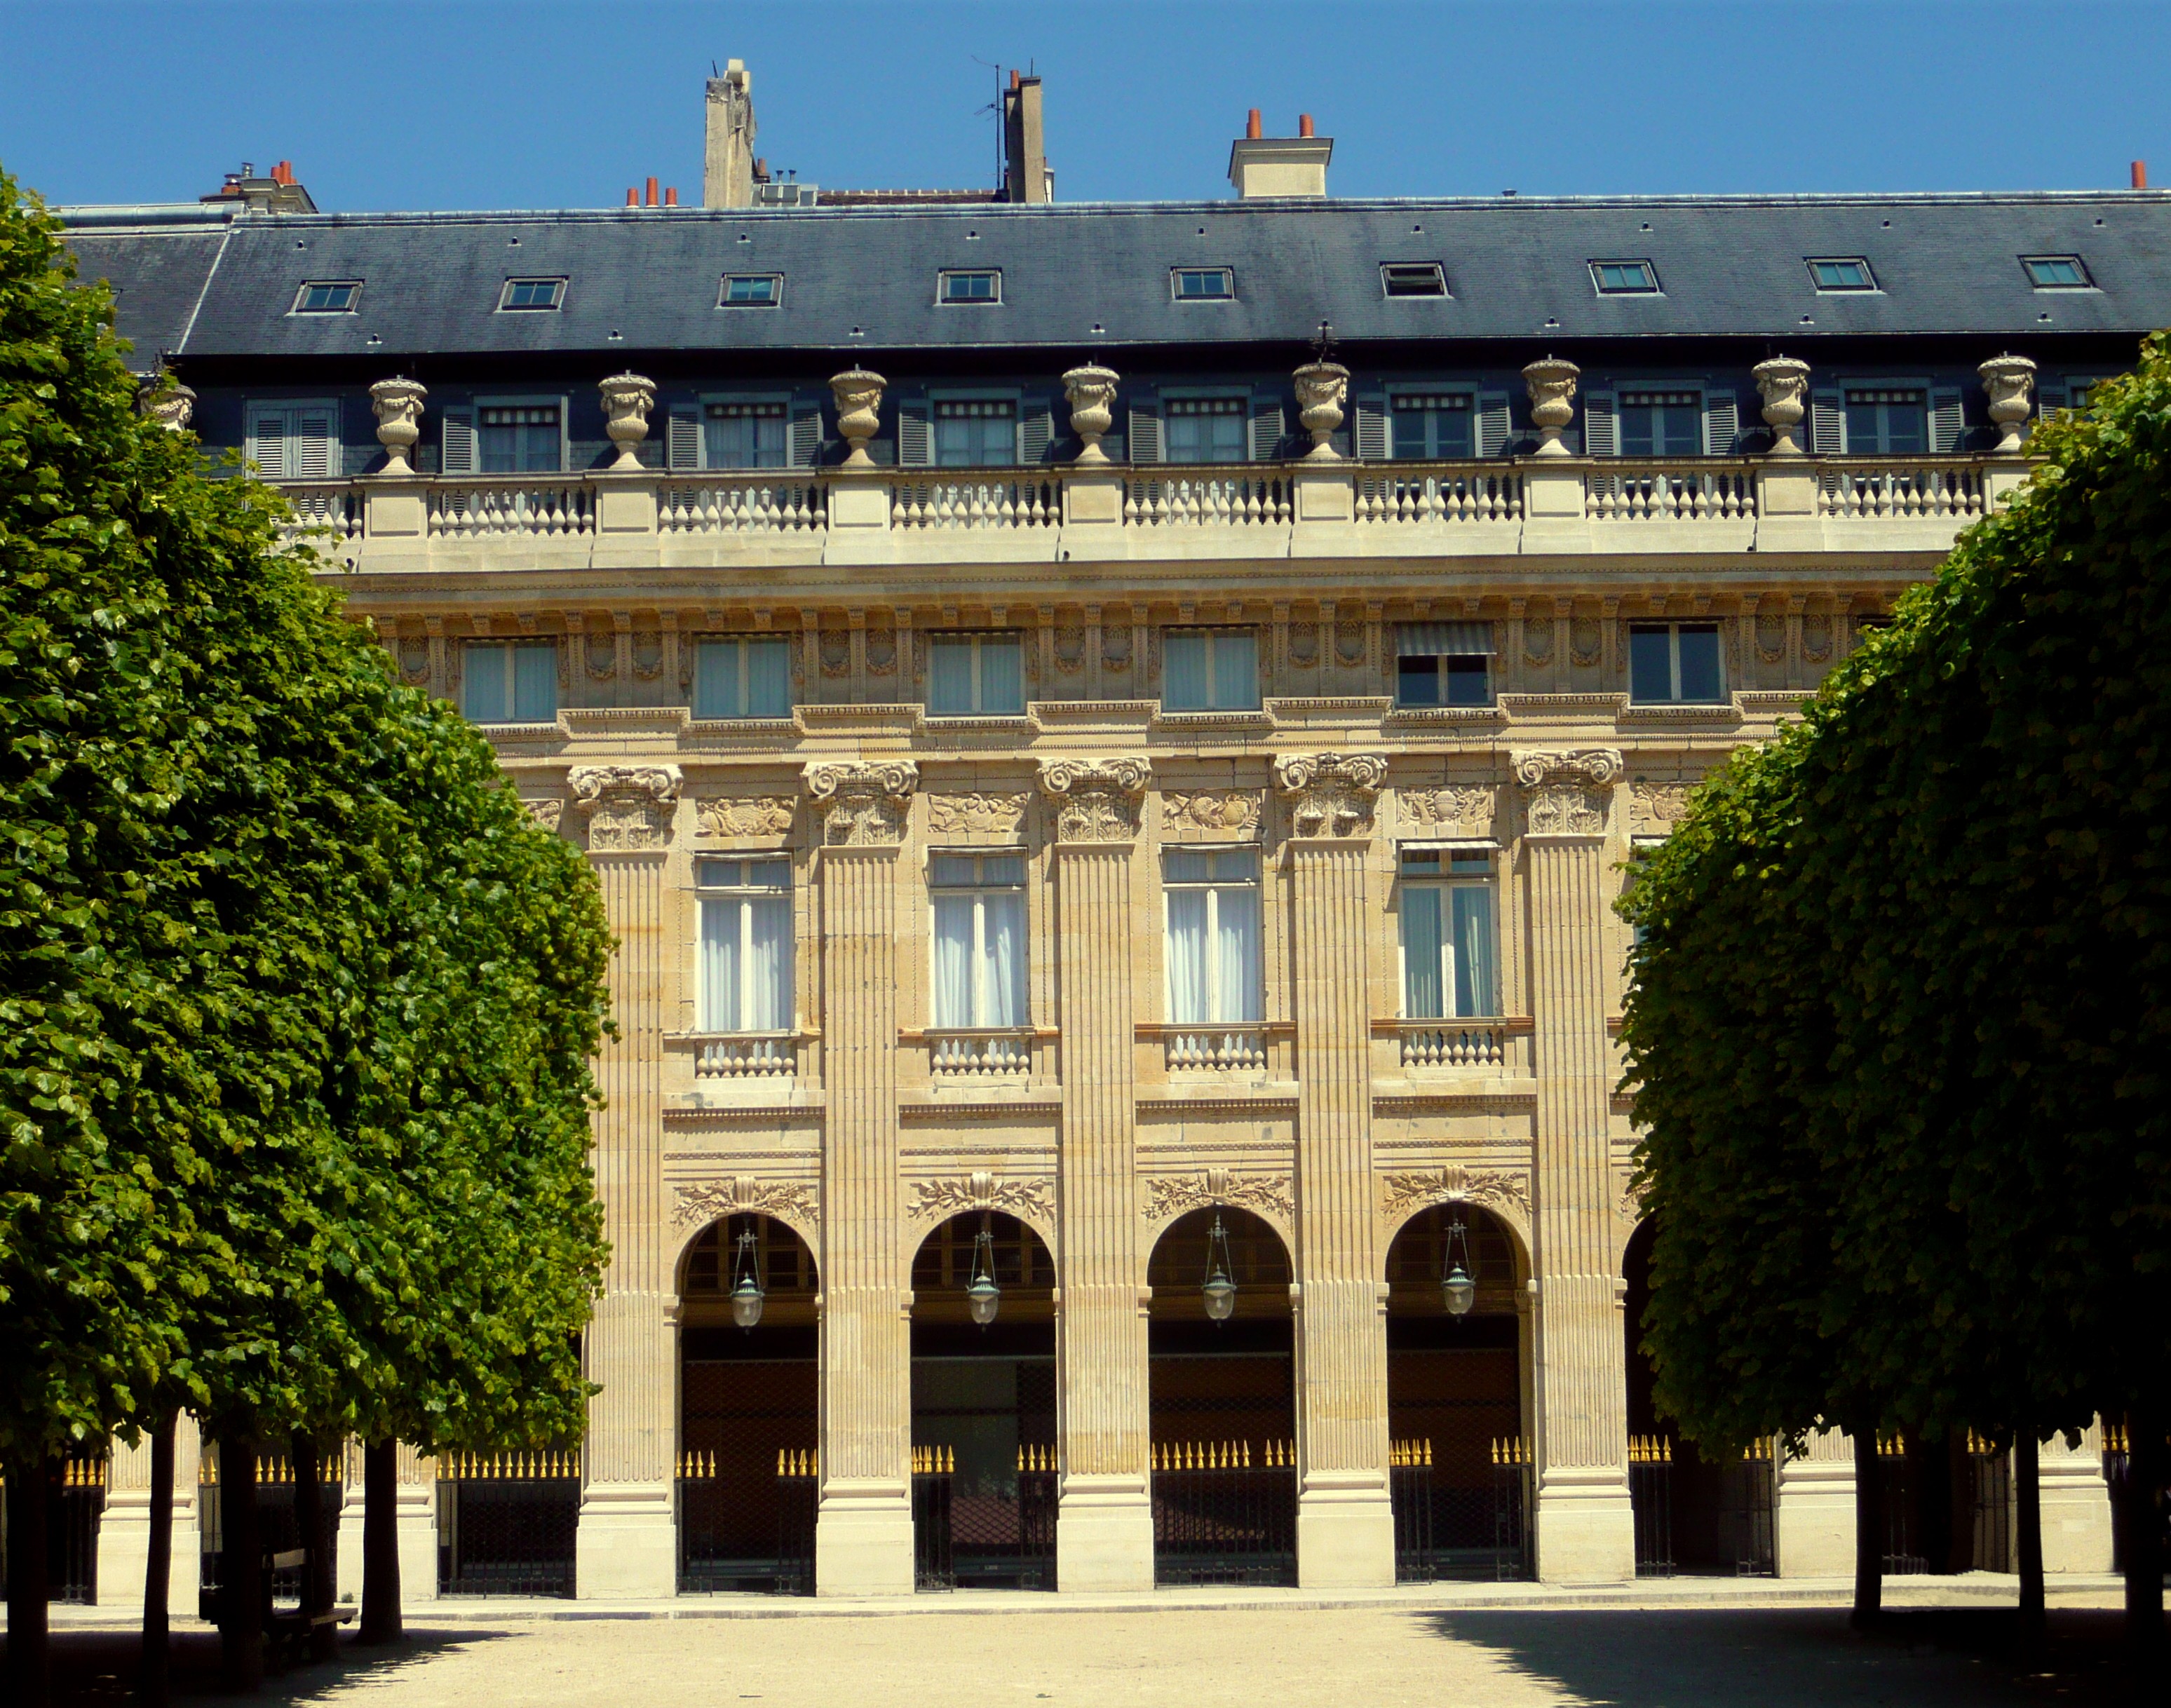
729,1223,766,1331
966,1217,1001,1327
1441,1215,1476,1317
1202,1213,1238,1323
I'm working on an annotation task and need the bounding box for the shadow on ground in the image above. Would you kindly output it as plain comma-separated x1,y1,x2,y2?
11,1628,510,1707
1417,1608,2135,1708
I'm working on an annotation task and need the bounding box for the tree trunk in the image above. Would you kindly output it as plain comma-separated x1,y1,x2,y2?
292,1432,334,1663
356,1439,402,1646
2015,1431,2043,1649
4,1454,53,1708
1851,1423,1885,1629
218,1430,264,1693
140,1416,175,1708
2127,1401,2163,1663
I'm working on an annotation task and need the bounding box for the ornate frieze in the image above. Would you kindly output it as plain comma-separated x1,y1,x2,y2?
1274,752,1388,838
524,797,564,833
804,760,919,847
672,1175,819,1229
908,1172,1055,1223
1398,785,1495,837
1380,1165,1533,1220
569,764,682,852
696,795,796,839
1037,756,1151,843
926,790,1031,839
1512,747,1623,839
1628,778,1692,834
1162,789,1263,836
1145,1169,1295,1222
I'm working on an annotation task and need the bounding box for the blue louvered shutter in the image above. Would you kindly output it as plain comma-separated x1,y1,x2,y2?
668,407,701,470
1808,391,1844,456
1128,404,1163,464
1703,390,1739,455
441,406,478,475
1929,388,1966,454
898,400,933,468
1476,391,1512,459
1249,397,1284,461
1583,392,1618,457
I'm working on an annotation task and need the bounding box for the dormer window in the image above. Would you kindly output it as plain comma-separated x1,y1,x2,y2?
1172,267,1234,302
938,269,1001,306
719,273,783,307
1808,257,1876,292
2021,255,2092,290
1381,263,1448,298
1590,259,1661,295
293,280,360,313
498,278,566,311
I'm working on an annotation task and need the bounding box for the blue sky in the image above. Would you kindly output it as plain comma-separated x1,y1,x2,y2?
2,0,2165,211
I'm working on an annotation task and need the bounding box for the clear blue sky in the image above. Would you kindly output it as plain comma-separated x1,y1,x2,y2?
2,0,2165,211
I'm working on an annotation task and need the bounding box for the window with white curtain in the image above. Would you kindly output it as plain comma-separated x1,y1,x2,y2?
927,633,1025,716
1162,628,1259,712
695,637,792,719
1163,848,1262,1024
1399,848,1499,1018
461,639,557,724
930,855,1027,1027
697,858,794,1033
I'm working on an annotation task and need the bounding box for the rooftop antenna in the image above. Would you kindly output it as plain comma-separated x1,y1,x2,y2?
971,54,1004,187
1312,319,1338,363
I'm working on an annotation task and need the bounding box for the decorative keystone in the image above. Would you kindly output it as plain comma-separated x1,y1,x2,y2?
828,369,888,470
1522,358,1581,456
1752,358,1811,456
369,376,428,475
1979,354,2038,455
597,372,657,469
1062,364,1121,465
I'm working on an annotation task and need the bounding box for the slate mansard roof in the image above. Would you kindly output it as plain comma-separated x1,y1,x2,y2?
64,191,2171,370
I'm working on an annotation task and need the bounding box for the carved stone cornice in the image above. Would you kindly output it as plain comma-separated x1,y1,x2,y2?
908,1172,1055,1223
1036,756,1151,843
803,760,919,847
569,764,682,852
1145,1168,1295,1223
1510,747,1622,839
1380,1165,1533,1220
672,1174,819,1229
1273,752,1388,838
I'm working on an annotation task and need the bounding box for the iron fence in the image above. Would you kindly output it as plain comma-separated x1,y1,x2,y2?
677,1446,818,1595
1879,1436,1928,1574
1150,1439,1297,1587
2105,1423,2129,1574
1494,1437,1536,1580
435,1451,579,1598
1389,1437,1535,1582
1968,1433,2013,1573
1724,1442,1776,1575
911,1446,955,1590
198,1452,341,1615
0,1456,105,1604
1630,1435,1674,1577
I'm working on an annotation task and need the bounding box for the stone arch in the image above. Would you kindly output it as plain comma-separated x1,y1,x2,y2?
903,1173,1058,1286
1144,1204,1294,1323
1140,1168,1296,1289
1375,1166,1534,1284
670,1176,820,1285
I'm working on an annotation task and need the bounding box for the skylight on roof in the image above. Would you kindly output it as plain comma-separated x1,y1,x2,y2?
938,269,1001,306
719,273,783,308
1808,257,1877,292
293,280,360,313
499,278,565,311
1172,266,1234,302
1590,260,1660,295
1381,263,1447,299
2021,255,2092,290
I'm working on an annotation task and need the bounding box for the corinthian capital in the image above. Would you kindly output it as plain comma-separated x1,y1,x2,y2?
804,759,919,846
569,764,683,852
1511,747,1622,839
1273,752,1388,838
1036,757,1151,843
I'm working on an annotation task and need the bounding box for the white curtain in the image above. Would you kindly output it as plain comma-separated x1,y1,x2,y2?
979,637,1024,713
1211,886,1262,1021
1210,631,1259,710
1452,886,1498,1017
982,890,1025,1025
699,897,741,1031
746,895,792,1029
747,639,792,717
933,893,975,1026
929,639,975,714
1166,889,1208,1022
463,644,509,724
1163,632,1209,710
694,640,738,719
1402,887,1445,1019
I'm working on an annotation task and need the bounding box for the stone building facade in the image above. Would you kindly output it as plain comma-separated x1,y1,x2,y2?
65,104,2165,1604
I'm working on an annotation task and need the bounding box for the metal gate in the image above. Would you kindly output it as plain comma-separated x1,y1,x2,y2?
1724,1442,1776,1575
0,1456,105,1604
1494,1437,1536,1580
1630,1434,1674,1577
1968,1433,2012,1572
1150,1439,1297,1586
907,1444,1057,1592
435,1451,579,1597
1390,1437,1534,1582
677,1441,819,1595
198,1451,341,1612
1879,1435,1928,1574
911,1445,954,1589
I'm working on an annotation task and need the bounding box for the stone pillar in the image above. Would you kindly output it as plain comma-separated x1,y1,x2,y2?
1514,747,1636,1582
2041,1421,2116,1573
96,1420,201,1613
1037,758,1155,1591
804,760,920,1597
1774,1428,1857,1578
1273,753,1395,1588
569,764,683,1597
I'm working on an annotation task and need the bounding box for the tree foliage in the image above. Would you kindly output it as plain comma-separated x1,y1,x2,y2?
1621,333,2171,1449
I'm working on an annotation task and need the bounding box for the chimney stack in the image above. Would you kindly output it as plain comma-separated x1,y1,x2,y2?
2135,159,2150,190
1002,72,1050,203
645,175,660,208
1229,109,1332,199
704,59,758,208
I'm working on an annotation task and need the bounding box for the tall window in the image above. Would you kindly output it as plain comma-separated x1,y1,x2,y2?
931,855,1026,1029
935,400,1017,467
1400,849,1499,1018
1164,849,1262,1026
705,402,787,469
1628,623,1724,705
1163,628,1259,712
1391,393,1474,460
1395,622,1494,707
698,859,793,1033
928,634,1025,716
480,405,562,473
1619,391,1702,456
694,637,792,719
462,640,556,724
1165,397,1247,462
1844,388,1928,454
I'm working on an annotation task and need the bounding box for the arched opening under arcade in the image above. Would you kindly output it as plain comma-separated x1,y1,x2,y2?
908,1209,1057,1590
677,1214,820,1594
1145,1205,1297,1586
1384,1201,1534,1580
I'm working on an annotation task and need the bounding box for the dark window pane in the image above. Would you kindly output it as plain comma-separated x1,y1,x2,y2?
1886,405,1927,455
1676,625,1722,702
1444,655,1491,706
1629,627,1673,702
1397,657,1440,707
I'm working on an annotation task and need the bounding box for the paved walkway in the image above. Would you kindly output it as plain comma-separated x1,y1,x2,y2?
21,1580,2135,1707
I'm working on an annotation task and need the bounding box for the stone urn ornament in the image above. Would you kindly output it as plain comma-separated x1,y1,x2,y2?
1751,357,1811,455
597,372,656,469
829,369,887,470
1522,357,1581,456
1979,353,2038,454
1062,363,1120,464
140,374,197,434
368,376,428,474
1292,360,1349,460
